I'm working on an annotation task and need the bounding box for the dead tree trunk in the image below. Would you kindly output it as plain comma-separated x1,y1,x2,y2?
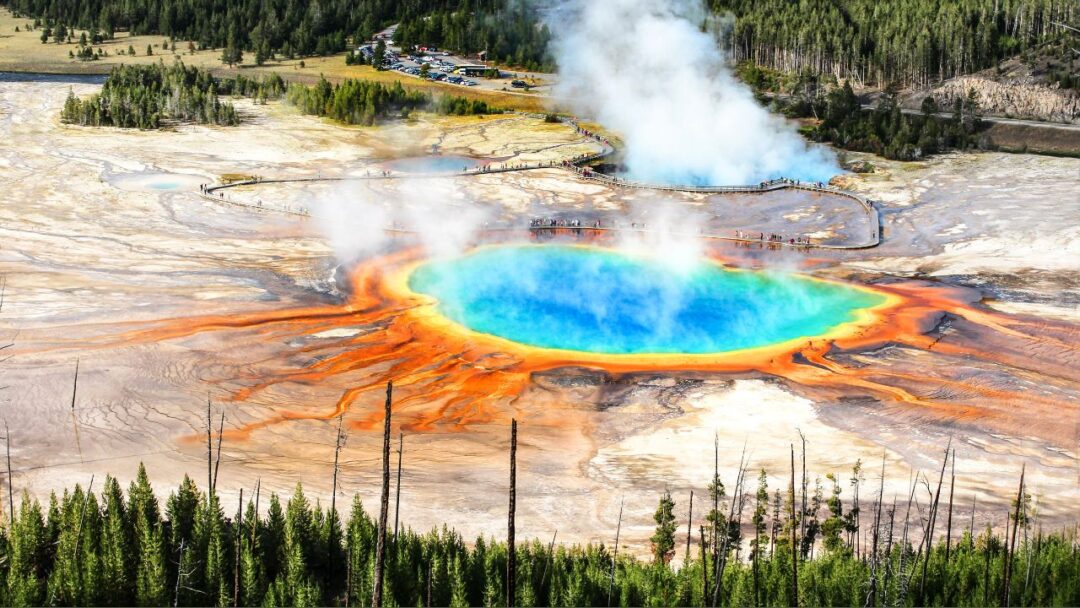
539,530,557,592
393,432,403,540
212,411,225,496
699,525,708,608
507,419,518,608
72,475,95,599
206,395,213,496
1003,465,1026,607
372,381,393,608
710,434,720,604
868,452,886,607
608,498,623,607
234,487,243,607
685,490,694,564
70,358,79,410
329,417,346,602
918,442,951,605
713,445,747,607
882,500,897,606
944,452,957,605
790,445,799,608
799,430,807,545
4,420,13,524
251,478,261,547
174,539,186,608
332,415,345,518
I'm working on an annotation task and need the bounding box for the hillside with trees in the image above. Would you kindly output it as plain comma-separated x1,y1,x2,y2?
3,0,398,60
709,0,1078,89
1,0,551,68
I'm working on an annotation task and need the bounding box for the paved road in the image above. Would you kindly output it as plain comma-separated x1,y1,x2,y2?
859,104,1080,131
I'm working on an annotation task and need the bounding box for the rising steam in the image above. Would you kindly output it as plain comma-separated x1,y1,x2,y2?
550,0,839,186
316,178,492,263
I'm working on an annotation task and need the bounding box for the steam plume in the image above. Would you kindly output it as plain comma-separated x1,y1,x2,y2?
316,177,492,263
551,0,839,186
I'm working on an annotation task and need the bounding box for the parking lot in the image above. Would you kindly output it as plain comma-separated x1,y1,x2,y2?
353,25,551,94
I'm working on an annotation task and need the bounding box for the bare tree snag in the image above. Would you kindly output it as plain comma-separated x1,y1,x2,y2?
393,432,403,540
372,381,393,608
507,419,518,608
234,487,243,607
206,394,213,496
332,414,345,518
918,441,951,605
70,357,79,410
212,411,224,496
540,530,557,591
607,497,624,607
3,420,12,524
685,490,694,564
790,444,799,608
1003,464,1026,607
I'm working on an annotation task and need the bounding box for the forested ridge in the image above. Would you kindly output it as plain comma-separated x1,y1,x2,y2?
5,0,1073,81
709,0,1078,87
0,461,1076,607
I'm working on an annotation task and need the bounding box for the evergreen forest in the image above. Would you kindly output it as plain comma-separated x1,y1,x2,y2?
0,457,1075,607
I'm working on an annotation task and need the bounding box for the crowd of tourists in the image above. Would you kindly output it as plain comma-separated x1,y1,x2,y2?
530,217,601,229
734,230,813,246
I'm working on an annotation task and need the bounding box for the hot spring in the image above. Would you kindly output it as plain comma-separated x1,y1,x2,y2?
407,245,887,355
384,155,485,174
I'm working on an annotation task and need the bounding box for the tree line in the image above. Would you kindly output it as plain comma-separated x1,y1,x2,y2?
0,442,1075,605
60,62,497,129
284,77,502,126
60,61,242,128
3,0,401,61
709,0,1078,88
2,0,551,69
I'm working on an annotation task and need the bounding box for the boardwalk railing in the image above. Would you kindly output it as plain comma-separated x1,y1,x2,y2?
198,114,880,250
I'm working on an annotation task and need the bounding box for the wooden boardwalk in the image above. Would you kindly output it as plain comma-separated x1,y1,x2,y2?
199,115,881,250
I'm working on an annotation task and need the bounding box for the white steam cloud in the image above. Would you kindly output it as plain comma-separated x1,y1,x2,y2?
315,177,493,263
551,0,839,186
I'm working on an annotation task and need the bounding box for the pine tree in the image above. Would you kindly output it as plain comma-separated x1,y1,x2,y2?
99,476,133,604
166,475,200,551
821,474,847,554
6,494,47,606
134,522,168,606
650,491,677,565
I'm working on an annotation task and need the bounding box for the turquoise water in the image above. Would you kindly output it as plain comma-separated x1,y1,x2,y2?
148,181,182,190
408,245,886,355
385,155,484,173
